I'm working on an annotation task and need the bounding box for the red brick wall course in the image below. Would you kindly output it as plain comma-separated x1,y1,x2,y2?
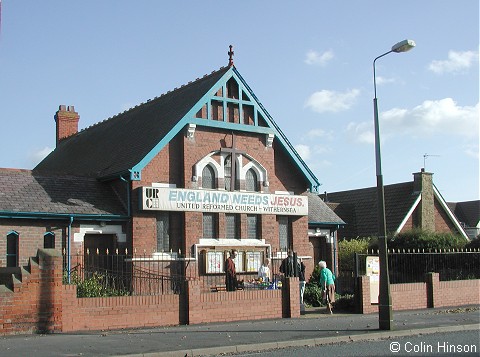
359,273,480,314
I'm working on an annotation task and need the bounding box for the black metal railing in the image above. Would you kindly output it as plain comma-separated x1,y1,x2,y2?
62,249,295,297
353,249,480,283
63,252,188,297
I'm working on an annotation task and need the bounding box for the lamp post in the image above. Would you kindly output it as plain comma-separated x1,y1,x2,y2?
373,39,415,331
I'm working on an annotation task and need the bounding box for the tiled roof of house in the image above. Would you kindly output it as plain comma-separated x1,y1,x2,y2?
447,200,480,228
307,192,345,225
0,168,126,217
34,67,230,178
321,182,419,238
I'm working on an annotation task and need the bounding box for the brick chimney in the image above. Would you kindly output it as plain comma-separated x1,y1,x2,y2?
55,105,79,146
413,168,435,231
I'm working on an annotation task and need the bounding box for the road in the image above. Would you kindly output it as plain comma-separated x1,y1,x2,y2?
216,329,480,357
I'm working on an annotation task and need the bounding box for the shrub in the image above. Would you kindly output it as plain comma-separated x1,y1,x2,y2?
367,229,467,251
338,237,371,272
64,271,130,297
334,293,355,312
304,283,322,307
303,284,355,312
308,264,321,285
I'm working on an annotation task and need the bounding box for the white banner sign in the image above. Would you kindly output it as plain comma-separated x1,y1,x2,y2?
141,187,308,216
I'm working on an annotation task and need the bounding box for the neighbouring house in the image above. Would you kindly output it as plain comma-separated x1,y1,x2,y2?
0,48,343,332
321,169,470,241
447,200,480,239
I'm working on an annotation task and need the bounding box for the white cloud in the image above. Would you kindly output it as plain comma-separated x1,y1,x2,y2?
375,76,396,86
346,98,479,143
306,128,330,139
428,50,479,74
346,121,375,144
305,89,360,113
464,144,479,159
304,49,334,66
29,146,53,166
294,144,311,161
383,98,479,138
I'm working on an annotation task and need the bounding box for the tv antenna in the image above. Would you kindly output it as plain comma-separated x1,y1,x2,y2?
423,153,440,171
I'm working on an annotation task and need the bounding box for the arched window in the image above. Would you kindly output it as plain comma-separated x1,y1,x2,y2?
245,169,258,192
6,231,19,267
44,232,55,249
202,165,215,189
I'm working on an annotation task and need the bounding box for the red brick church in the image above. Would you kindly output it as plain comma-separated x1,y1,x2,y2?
0,48,344,333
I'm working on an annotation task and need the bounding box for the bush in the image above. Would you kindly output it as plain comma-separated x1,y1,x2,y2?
303,283,355,312
334,293,355,312
338,237,371,272
64,271,130,297
304,283,322,307
367,229,467,251
308,264,321,285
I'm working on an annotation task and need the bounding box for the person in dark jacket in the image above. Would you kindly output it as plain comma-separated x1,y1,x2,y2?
225,249,238,291
280,249,299,277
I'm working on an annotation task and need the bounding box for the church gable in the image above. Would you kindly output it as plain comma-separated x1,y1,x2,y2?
132,65,319,190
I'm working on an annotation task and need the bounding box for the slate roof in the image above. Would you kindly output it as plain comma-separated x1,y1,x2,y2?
34,67,230,178
321,182,419,238
307,192,345,226
447,200,480,228
0,168,127,218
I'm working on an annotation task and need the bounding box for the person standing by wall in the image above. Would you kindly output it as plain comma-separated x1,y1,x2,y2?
225,249,238,291
318,260,335,313
258,257,271,282
280,249,298,277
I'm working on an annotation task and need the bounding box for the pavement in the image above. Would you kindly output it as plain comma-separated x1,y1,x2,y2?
0,305,479,357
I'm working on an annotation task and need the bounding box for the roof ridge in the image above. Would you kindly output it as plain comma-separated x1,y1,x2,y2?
77,66,228,134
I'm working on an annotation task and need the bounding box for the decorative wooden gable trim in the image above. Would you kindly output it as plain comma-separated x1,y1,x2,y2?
130,67,320,191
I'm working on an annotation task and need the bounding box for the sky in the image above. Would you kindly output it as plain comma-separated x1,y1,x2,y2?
0,1,478,203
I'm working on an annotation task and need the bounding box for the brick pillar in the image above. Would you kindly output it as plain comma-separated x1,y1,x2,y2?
187,279,201,324
357,276,372,314
282,277,300,318
425,272,439,308
37,249,63,333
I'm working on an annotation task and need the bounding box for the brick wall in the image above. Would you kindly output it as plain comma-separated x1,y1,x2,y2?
1,250,302,335
0,249,63,334
187,277,299,325
358,273,480,314
61,287,180,332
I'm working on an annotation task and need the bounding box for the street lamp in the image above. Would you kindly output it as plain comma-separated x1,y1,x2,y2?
373,39,415,331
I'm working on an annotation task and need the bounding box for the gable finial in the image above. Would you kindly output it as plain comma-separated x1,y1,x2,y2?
228,45,234,66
